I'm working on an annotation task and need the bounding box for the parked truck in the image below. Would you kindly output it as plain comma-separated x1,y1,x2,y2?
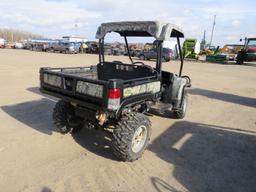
50,41,80,54
138,47,173,61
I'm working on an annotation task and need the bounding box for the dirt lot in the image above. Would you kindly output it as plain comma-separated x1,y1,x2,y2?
0,49,255,192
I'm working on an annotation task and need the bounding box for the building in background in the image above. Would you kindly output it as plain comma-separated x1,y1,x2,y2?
62,36,88,43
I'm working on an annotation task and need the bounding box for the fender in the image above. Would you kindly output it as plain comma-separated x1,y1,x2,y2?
162,75,189,108
171,75,187,108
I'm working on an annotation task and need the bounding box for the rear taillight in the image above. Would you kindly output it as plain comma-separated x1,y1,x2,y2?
108,88,121,110
108,88,120,98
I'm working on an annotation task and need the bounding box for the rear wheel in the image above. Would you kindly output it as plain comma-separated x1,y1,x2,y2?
53,100,83,134
112,112,151,161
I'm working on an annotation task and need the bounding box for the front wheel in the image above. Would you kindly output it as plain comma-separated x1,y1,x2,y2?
112,113,151,162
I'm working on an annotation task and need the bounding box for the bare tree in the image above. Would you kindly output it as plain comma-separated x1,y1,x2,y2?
0,28,43,43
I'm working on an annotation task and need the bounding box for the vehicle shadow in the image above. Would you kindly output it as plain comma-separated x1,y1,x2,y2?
1,96,118,161
1,98,56,135
151,177,185,192
188,88,256,108
146,109,178,119
149,121,256,192
71,129,118,161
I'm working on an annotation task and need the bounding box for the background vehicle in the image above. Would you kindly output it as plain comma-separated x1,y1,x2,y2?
144,43,155,51
50,41,79,54
183,38,200,60
205,46,228,63
104,43,112,55
162,40,179,59
85,41,99,54
138,48,173,61
6,43,15,49
220,44,243,61
125,43,143,57
14,42,24,49
237,37,256,64
29,39,57,52
124,44,143,57
111,42,125,56
0,38,6,48
40,21,190,162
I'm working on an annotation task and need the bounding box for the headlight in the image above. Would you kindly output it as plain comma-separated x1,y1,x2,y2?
76,81,103,98
43,74,62,87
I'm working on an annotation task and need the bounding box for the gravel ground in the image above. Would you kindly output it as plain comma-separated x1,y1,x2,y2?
0,49,255,192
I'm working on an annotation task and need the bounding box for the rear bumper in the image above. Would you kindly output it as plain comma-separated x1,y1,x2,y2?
40,88,101,111
40,88,123,120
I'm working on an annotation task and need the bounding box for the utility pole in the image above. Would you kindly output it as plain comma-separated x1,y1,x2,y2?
74,23,78,37
200,30,206,50
209,15,216,46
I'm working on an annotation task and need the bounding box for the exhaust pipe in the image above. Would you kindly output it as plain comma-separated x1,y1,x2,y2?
96,111,107,126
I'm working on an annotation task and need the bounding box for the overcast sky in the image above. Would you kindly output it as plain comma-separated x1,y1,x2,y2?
0,0,255,45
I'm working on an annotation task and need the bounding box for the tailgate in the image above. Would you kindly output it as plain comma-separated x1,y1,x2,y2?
40,67,108,107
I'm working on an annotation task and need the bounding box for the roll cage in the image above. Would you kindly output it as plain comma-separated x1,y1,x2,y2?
96,21,185,77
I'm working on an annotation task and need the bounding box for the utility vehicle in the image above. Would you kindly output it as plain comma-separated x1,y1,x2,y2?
40,21,191,161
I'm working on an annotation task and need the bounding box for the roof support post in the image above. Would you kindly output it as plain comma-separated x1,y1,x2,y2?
100,37,105,63
99,39,102,64
124,35,134,64
177,37,184,77
156,40,163,78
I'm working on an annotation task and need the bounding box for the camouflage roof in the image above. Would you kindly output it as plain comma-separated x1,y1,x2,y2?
96,21,184,40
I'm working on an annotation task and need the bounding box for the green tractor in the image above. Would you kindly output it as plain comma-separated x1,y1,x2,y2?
183,38,200,60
